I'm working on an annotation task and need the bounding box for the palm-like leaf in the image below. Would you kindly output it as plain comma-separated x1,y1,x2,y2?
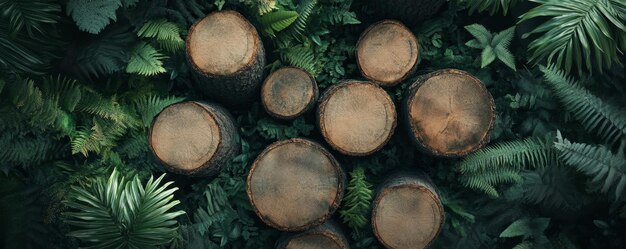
64,169,185,249
455,0,520,15
0,0,61,35
542,65,626,145
465,24,516,70
259,8,299,37
520,0,626,74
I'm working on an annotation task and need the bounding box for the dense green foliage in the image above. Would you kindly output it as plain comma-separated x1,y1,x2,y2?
1,0,625,248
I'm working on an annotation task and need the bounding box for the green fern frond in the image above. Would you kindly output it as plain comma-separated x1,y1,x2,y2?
77,90,139,128
72,26,135,78
542,65,626,145
555,132,626,200
66,0,122,34
500,217,551,239
277,0,317,43
0,131,67,172
126,42,167,76
459,136,560,197
259,8,298,37
513,241,535,249
41,75,82,112
137,19,184,52
279,44,320,75
256,0,278,15
339,167,373,231
64,168,185,248
520,0,626,73
134,95,185,127
3,76,64,128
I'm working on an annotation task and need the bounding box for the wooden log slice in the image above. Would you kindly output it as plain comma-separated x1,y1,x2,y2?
247,138,345,231
186,11,265,107
149,101,240,177
317,81,397,156
372,172,444,249
276,220,349,249
403,69,495,157
367,0,445,26
356,20,419,86
261,67,318,119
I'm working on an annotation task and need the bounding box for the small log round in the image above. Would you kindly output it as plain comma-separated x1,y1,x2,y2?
261,67,318,119
403,69,495,157
276,220,349,249
186,10,265,107
356,20,419,86
317,81,397,156
372,171,444,249
367,0,445,26
149,101,240,177
247,138,345,231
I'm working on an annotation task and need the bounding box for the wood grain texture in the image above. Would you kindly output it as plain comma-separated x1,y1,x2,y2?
367,0,445,26
149,101,240,177
403,69,495,157
276,220,349,249
318,81,397,156
261,67,318,120
247,138,345,231
356,20,419,86
186,11,265,107
372,171,444,249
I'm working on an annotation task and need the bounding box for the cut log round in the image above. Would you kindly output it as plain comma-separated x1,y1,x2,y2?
372,172,444,249
356,20,419,86
367,0,445,26
261,67,318,119
247,138,345,231
403,69,495,157
317,81,397,156
276,220,349,249
149,101,240,177
186,10,265,107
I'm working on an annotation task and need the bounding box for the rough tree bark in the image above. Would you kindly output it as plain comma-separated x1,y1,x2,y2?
276,220,349,249
356,20,419,87
246,138,346,231
403,69,496,157
149,101,240,177
186,10,266,107
317,81,397,156
261,67,318,120
372,171,444,249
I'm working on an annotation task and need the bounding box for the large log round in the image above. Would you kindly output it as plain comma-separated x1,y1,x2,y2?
356,20,419,86
186,11,265,107
247,138,345,231
261,67,318,119
317,81,397,156
276,220,349,249
149,101,240,177
372,172,444,249
367,0,445,26
403,69,495,157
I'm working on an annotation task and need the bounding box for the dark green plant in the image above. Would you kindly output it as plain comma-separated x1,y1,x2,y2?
340,167,374,233
465,24,516,70
455,0,521,15
63,169,185,249
520,0,626,74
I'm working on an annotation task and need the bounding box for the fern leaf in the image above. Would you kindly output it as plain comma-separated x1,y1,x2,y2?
279,44,320,75
66,0,122,34
464,24,492,46
72,25,135,79
459,136,560,197
555,132,626,200
137,19,184,52
339,167,373,231
456,0,520,15
542,65,626,145
126,42,167,76
500,218,550,238
259,9,298,37
134,95,185,127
